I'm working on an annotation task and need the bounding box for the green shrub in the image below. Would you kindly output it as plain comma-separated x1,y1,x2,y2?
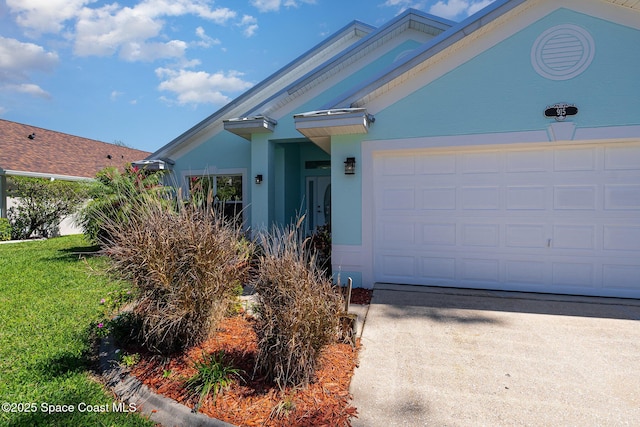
253,217,343,389
0,217,11,241
7,176,90,239
101,196,252,355
79,165,167,245
185,350,243,412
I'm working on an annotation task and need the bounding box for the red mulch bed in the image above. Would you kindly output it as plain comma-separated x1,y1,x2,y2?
126,288,373,426
127,317,361,426
348,288,372,305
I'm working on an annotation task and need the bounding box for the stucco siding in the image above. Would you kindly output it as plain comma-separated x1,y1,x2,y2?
370,8,640,141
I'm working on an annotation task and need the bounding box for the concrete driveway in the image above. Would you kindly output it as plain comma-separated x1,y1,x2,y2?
350,284,640,426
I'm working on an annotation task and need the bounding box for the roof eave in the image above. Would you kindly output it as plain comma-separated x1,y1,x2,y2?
223,116,277,141
294,108,373,152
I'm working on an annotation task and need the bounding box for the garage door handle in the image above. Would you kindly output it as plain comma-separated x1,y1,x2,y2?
547,238,552,248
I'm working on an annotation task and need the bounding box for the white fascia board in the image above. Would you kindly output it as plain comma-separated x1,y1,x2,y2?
4,170,94,181
294,109,371,137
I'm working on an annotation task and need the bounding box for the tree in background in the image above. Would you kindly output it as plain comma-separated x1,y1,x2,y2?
7,176,90,240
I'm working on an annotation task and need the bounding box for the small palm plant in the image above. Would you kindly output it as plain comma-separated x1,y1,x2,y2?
185,350,244,413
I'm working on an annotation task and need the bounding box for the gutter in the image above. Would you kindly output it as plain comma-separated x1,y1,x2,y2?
1,170,94,181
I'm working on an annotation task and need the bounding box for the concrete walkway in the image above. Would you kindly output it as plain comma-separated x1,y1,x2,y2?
350,283,640,426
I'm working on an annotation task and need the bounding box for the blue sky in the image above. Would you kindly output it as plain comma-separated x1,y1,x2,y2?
0,0,493,153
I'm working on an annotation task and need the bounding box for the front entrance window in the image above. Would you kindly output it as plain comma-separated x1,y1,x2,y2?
188,175,243,221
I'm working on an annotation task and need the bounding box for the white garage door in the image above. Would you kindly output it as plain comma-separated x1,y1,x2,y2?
373,142,640,298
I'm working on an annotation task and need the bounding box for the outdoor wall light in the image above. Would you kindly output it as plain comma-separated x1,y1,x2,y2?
344,157,356,175
255,174,263,184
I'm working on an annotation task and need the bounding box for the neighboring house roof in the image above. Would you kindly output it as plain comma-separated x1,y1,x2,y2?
0,118,150,180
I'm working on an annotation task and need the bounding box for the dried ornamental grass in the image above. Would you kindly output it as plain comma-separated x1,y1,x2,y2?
101,197,252,355
253,218,343,389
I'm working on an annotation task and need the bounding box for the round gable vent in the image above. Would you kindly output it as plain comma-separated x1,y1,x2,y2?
531,24,595,81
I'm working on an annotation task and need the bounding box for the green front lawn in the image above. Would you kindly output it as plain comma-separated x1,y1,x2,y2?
0,235,154,427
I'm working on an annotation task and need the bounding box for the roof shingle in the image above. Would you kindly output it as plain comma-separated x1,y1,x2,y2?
0,119,150,179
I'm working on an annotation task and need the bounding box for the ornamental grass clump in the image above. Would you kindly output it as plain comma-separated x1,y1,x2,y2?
101,194,252,355
253,217,343,389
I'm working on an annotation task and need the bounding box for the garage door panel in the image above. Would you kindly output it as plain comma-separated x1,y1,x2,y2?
553,185,597,210
461,152,500,173
421,257,456,281
381,156,415,175
552,262,595,287
506,150,549,172
418,154,456,174
461,224,500,247
554,147,596,171
604,145,640,170
421,187,456,210
422,223,457,246
461,186,500,210
373,142,640,298
381,188,415,210
505,260,546,285
552,225,596,250
604,184,640,210
505,224,546,248
603,225,640,251
379,221,415,246
506,186,547,210
379,254,416,279
602,264,640,289
461,258,500,283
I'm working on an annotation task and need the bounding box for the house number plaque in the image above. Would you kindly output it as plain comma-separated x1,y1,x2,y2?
544,103,578,121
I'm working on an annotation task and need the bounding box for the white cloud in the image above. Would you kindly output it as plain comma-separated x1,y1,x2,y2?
132,0,236,24
155,67,253,106
8,0,238,62
251,0,281,13
74,4,166,58
194,26,221,48
6,0,91,35
0,37,59,75
0,106,7,115
4,83,52,99
120,40,188,62
239,15,258,38
429,0,494,19
0,37,58,96
110,90,123,101
382,0,494,19
466,0,494,15
381,0,428,13
251,0,315,13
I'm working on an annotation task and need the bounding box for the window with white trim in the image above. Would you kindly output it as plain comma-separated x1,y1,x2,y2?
188,174,243,221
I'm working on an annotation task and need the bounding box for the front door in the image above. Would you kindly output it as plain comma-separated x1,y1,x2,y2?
306,176,331,234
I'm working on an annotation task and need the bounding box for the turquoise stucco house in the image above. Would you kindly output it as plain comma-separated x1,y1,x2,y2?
148,0,640,298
